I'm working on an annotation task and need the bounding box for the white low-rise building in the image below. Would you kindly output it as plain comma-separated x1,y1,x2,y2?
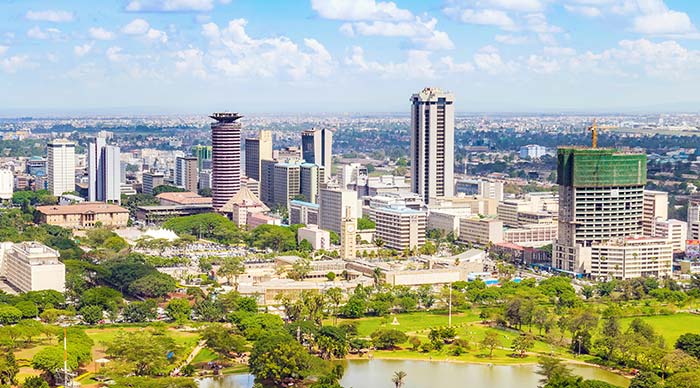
0,242,65,293
652,218,687,252
297,225,331,250
589,237,673,280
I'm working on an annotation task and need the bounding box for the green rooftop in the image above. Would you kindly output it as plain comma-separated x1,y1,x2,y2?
557,147,646,187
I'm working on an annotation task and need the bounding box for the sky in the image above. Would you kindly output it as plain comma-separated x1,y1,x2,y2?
3,0,700,114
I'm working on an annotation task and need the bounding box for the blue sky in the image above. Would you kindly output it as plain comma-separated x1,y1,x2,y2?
3,0,700,114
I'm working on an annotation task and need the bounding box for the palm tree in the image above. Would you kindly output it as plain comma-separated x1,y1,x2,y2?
392,370,407,388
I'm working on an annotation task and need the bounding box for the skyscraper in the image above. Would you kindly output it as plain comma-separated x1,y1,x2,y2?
47,139,76,196
244,130,272,182
88,136,121,204
301,128,332,179
319,187,357,235
175,156,198,192
211,112,242,210
410,87,455,205
553,147,662,278
192,145,212,170
300,163,324,204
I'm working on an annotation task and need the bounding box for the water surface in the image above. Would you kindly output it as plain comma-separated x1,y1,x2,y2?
197,359,630,388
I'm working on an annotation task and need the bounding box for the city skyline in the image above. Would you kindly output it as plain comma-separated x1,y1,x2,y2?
4,1,700,114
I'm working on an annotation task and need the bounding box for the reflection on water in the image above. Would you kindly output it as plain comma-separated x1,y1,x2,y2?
197,359,630,388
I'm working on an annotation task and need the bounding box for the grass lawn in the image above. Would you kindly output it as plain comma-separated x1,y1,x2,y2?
192,348,219,364
334,311,481,337
619,313,700,347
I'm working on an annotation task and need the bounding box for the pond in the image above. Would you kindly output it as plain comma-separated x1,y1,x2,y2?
196,359,630,388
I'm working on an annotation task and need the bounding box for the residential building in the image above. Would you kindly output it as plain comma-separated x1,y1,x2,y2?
0,169,13,200
372,206,426,251
36,202,129,229
289,200,319,226
410,87,455,204
142,172,164,195
553,147,647,275
211,112,243,210
301,128,333,179
47,139,75,196
458,217,504,246
643,190,668,236
0,242,65,293
319,187,358,235
519,144,547,159
88,136,121,203
175,156,198,192
244,130,272,182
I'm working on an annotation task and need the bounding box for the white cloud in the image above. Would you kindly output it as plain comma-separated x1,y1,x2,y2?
445,8,516,30
122,19,168,44
126,0,214,12
341,17,454,50
89,27,115,40
0,46,7,56
26,26,62,40
122,19,151,35
74,43,94,57
544,46,576,56
632,9,695,35
527,54,559,74
482,0,544,12
473,46,517,74
146,28,168,43
25,10,74,23
175,48,208,78
311,0,413,21
345,46,436,78
564,5,602,17
106,47,129,62
440,56,474,73
1,55,32,73
202,19,336,81
495,34,528,44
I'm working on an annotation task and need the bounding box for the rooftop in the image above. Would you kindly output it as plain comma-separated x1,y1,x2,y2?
37,202,128,215
210,112,243,123
156,191,212,205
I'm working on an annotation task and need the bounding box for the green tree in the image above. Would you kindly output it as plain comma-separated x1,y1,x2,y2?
105,329,179,376
480,331,501,357
248,224,296,252
0,352,18,385
123,300,157,323
512,334,534,357
371,329,407,350
288,258,312,281
165,298,191,325
629,371,662,388
21,376,49,388
218,257,246,290
249,333,312,386
79,305,103,325
14,301,38,318
392,370,407,388
676,333,700,359
32,347,78,382
357,217,376,230
536,356,572,386
316,326,348,359
128,272,177,298
0,305,22,325
199,324,246,358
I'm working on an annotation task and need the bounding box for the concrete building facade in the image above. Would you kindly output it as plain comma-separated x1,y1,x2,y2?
88,136,121,204
643,190,668,236
410,87,455,204
244,130,272,182
1,242,65,293
47,139,75,196
142,172,164,195
319,187,358,235
211,112,242,210
175,156,198,193
372,206,426,251
301,128,332,179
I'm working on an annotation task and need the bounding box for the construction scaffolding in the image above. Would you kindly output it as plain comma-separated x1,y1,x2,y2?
557,147,647,187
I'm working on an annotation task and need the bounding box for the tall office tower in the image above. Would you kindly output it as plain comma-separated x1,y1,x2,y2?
300,163,324,204
340,206,356,259
272,162,301,208
410,87,455,205
319,187,358,235
88,136,121,204
301,128,333,179
642,190,668,236
193,145,213,170
244,130,272,182
47,139,76,196
211,112,242,210
175,156,199,192
553,147,647,275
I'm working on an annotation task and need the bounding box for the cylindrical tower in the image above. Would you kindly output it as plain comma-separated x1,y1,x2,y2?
211,112,242,210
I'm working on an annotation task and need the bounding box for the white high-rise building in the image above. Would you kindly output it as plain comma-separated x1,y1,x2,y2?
88,136,121,204
643,190,668,236
47,139,76,196
519,145,547,159
410,87,454,205
478,180,504,202
0,169,13,200
0,242,65,293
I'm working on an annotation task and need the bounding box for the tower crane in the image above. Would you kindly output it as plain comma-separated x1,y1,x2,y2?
587,118,617,148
